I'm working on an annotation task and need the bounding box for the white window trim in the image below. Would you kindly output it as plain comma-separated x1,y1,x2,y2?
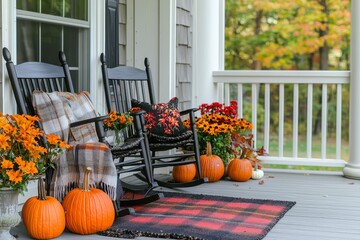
17,9,90,28
88,0,106,113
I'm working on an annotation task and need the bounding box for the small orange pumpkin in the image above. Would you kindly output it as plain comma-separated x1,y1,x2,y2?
62,167,115,235
227,158,253,182
172,163,196,183
199,142,225,182
22,177,65,239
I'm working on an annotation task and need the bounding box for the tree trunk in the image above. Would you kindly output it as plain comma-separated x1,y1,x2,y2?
313,0,330,135
253,10,263,70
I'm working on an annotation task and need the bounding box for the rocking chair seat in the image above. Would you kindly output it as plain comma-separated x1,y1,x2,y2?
110,137,144,156
149,130,193,143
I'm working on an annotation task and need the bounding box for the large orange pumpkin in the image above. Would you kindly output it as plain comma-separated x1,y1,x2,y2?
22,177,65,239
172,163,196,183
62,167,115,235
199,142,225,182
227,158,253,182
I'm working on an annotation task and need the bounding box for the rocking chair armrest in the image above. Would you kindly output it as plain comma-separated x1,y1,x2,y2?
69,115,109,128
69,115,109,143
130,109,146,117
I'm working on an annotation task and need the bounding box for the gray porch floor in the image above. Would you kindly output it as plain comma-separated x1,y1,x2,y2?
12,171,360,240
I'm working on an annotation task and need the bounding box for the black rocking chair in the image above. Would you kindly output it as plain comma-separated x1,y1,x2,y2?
3,47,162,216
100,53,208,188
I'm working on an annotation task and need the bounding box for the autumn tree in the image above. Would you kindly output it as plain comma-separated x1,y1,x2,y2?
225,0,350,139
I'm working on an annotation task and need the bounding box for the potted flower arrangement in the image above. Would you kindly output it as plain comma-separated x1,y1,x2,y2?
0,113,69,193
103,110,133,146
0,113,69,239
183,100,266,167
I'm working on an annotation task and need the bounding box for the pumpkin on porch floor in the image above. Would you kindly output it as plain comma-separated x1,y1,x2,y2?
199,142,225,182
251,161,264,180
227,158,253,182
22,177,65,240
172,163,197,183
61,167,115,235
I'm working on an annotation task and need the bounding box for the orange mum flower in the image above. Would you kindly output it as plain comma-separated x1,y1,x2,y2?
7,169,24,184
21,161,38,175
0,133,10,150
1,158,14,169
46,134,62,145
104,110,133,131
14,156,25,168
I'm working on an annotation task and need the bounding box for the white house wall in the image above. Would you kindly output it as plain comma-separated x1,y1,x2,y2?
127,0,174,103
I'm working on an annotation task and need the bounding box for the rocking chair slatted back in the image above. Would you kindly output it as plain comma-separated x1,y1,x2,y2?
101,55,155,114
2,48,74,115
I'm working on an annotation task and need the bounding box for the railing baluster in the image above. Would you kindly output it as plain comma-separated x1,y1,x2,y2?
264,83,270,154
307,84,313,158
279,84,285,157
322,84,328,159
237,83,243,118
293,84,299,158
224,83,230,105
336,84,342,160
217,83,224,104
252,84,258,148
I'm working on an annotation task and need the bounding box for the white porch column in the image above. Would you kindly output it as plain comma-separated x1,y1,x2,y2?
1,0,16,114
193,0,223,106
344,0,360,179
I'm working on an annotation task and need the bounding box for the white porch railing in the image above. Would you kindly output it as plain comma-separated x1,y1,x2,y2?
213,70,350,169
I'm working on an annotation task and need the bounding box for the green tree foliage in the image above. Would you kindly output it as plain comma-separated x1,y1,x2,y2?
225,0,350,70
225,0,350,144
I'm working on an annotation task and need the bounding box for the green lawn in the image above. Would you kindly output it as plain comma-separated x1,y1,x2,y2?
260,134,348,171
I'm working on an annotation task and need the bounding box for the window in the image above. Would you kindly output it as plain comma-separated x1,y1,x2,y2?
16,0,89,92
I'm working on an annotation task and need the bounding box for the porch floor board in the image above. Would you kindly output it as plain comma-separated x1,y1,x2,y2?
12,171,360,240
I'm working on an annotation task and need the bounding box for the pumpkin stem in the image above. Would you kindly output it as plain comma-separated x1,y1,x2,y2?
37,176,47,200
83,167,92,192
240,148,247,159
254,161,258,171
206,142,212,156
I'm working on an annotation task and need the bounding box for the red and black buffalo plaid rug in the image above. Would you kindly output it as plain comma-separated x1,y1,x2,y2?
99,191,295,240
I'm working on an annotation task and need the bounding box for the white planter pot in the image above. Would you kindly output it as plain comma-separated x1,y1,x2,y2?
0,188,21,240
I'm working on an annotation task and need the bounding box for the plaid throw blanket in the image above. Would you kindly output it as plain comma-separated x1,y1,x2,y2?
32,91,118,201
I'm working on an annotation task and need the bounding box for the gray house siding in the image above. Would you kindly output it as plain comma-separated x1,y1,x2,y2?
176,0,193,111
116,0,193,110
